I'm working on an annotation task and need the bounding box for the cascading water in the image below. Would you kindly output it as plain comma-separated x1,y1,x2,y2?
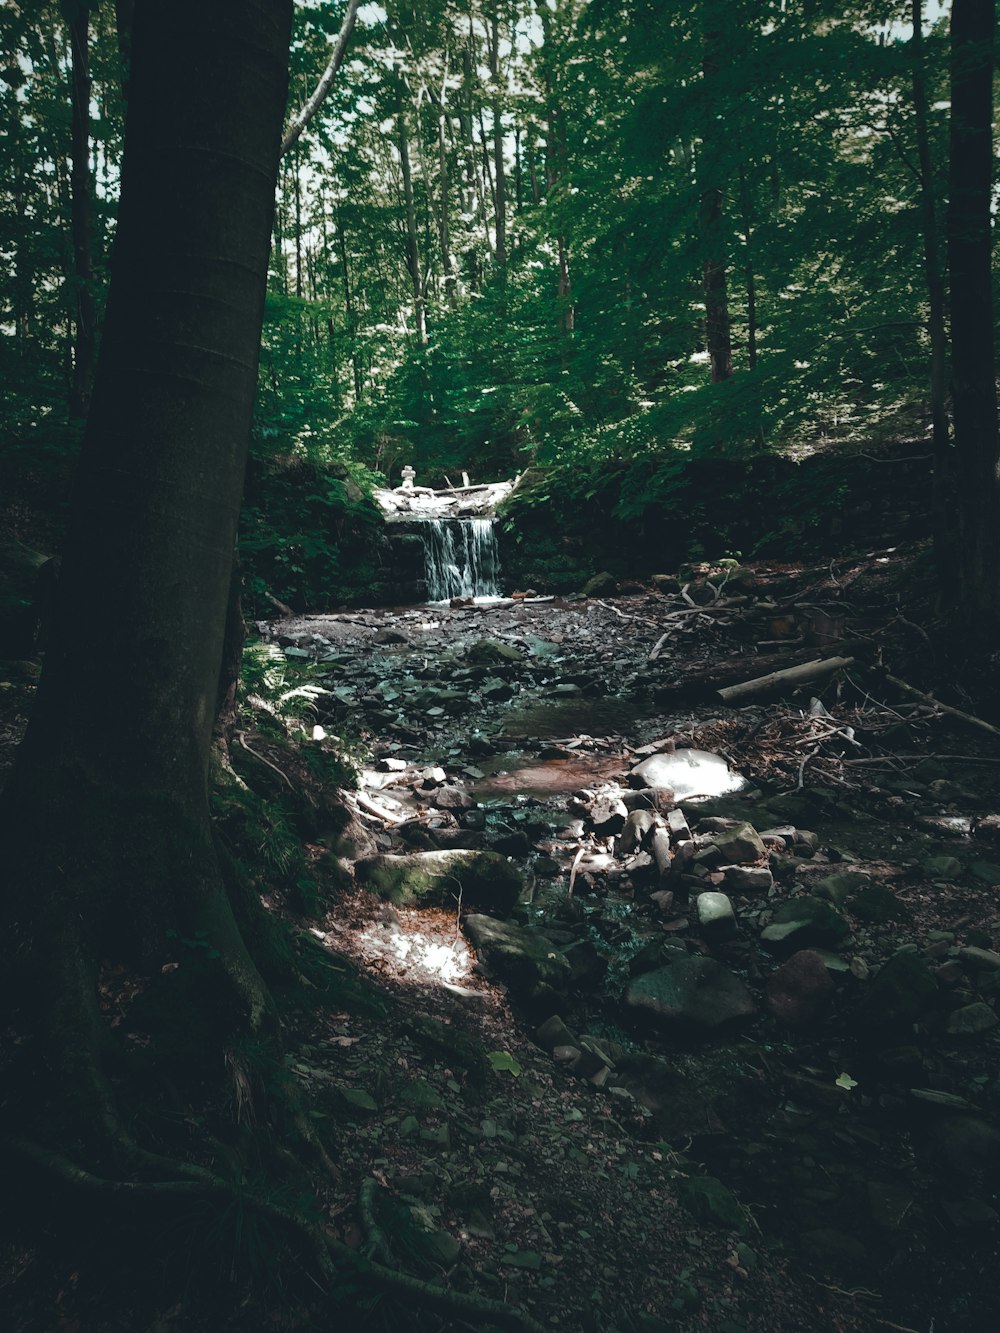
419,517,501,600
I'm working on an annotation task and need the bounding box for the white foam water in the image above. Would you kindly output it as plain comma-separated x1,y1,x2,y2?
418,517,501,601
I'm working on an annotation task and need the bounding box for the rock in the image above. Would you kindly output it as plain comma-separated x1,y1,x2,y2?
619,809,656,854
463,914,571,1001
945,1002,998,1035
356,850,522,914
855,950,938,1032
432,785,473,811
696,892,737,942
666,808,692,841
851,882,909,923
760,897,849,953
722,865,774,895
589,794,628,837
624,956,755,1032
581,570,617,596
923,854,963,879
621,788,675,813
765,950,834,1028
465,638,524,666
374,628,408,645
491,830,533,858
815,870,870,905
630,748,745,799
651,573,681,594
926,1116,1000,1183
711,821,766,865
535,1014,577,1052
959,946,1000,972
940,1199,999,1228
676,1177,749,1236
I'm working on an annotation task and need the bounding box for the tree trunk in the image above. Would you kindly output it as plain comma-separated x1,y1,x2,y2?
911,0,953,584
68,3,97,418
699,16,733,385
948,0,1000,629
335,207,363,400
737,161,757,371
396,72,426,344
488,9,507,269
2,0,293,1152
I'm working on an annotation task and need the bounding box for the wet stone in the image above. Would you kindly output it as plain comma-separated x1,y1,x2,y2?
624,956,755,1032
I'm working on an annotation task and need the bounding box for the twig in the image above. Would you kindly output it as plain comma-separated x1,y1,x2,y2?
591,599,659,627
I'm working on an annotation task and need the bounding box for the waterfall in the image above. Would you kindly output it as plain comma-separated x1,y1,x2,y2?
419,517,501,600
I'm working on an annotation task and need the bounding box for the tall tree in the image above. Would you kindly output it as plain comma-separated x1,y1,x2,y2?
947,0,999,629
66,0,97,417
2,0,294,1172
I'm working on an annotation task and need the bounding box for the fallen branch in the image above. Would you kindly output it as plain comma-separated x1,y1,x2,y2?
716,656,855,706
648,632,670,662
883,674,1000,741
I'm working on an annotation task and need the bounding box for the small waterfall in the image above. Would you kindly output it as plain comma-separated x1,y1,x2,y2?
419,517,501,600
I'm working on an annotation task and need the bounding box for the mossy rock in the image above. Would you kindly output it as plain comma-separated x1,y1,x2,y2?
465,638,524,667
855,949,937,1033
677,1176,749,1237
760,896,849,954
462,913,571,1000
850,882,910,923
355,850,522,914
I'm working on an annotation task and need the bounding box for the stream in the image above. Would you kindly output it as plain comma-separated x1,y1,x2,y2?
263,568,1000,1332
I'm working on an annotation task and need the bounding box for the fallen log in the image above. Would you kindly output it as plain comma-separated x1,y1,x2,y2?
716,656,855,706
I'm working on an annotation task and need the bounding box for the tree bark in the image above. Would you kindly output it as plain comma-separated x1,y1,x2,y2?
948,0,1000,629
68,2,97,418
2,0,293,1146
396,71,426,344
699,14,733,385
911,0,953,583
487,8,507,269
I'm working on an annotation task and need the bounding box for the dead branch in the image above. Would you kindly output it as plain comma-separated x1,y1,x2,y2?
884,674,1000,741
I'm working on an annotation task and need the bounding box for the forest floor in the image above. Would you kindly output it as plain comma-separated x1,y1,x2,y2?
251,540,1000,1333
3,539,1000,1332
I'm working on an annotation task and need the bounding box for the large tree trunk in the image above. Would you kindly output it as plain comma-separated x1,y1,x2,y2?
2,0,293,1154
948,0,1000,630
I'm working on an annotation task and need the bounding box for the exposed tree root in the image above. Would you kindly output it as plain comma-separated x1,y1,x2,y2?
5,1139,548,1333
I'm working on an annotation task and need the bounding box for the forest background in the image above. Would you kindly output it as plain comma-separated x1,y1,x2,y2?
3,0,990,619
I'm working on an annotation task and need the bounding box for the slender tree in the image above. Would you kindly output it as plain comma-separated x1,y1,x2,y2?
947,0,999,629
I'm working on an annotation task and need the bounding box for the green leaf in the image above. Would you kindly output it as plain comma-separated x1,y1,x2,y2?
835,1072,858,1091
487,1050,523,1076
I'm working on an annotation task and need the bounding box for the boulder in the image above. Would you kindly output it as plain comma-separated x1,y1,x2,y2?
765,950,834,1028
815,870,870,905
581,571,617,597
589,794,628,837
356,850,522,914
945,1002,999,1036
855,949,938,1032
624,956,755,1032
722,865,773,895
619,809,656,854
629,748,745,799
712,822,766,865
760,896,849,954
676,1177,749,1237
462,914,571,1000
696,892,737,942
